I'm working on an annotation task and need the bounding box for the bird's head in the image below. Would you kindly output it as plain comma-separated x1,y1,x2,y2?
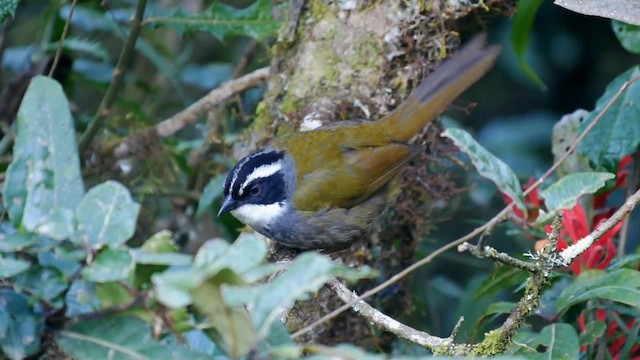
218,148,292,229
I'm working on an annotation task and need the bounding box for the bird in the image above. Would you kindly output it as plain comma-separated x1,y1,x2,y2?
218,34,501,250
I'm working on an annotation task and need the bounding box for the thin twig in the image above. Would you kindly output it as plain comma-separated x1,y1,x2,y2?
327,279,447,348
458,243,539,272
78,0,147,151
292,71,640,341
113,66,269,159
48,0,78,77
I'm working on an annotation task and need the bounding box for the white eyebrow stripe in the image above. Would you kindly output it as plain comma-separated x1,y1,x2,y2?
239,160,282,195
228,149,270,194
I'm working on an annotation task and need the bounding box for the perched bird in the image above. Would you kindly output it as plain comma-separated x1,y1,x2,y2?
218,34,501,250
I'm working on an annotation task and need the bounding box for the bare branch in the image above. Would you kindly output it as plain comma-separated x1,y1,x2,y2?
327,279,448,349
113,66,270,159
560,187,640,265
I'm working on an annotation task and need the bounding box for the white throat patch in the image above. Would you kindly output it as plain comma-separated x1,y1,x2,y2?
239,160,282,195
231,203,285,228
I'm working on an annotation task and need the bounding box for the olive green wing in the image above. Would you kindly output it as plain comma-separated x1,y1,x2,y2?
289,135,420,211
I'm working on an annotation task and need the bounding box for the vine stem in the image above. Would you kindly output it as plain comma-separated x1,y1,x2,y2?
78,0,147,151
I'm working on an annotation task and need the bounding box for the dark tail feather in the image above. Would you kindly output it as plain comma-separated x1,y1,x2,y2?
380,34,501,142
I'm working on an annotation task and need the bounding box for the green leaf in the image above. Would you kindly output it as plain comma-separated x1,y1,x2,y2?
65,280,100,317
82,248,134,283
14,266,68,302
38,251,81,278
196,175,226,217
608,253,640,270
556,269,640,312
578,320,606,346
476,301,517,328
56,316,216,360
613,20,640,54
95,282,134,308
45,37,109,61
75,181,140,249
192,271,256,358
147,0,284,42
442,128,526,213
554,0,640,26
0,233,37,252
134,231,185,288
578,66,640,171
132,250,192,266
475,267,529,299
222,252,374,337
0,255,30,278
2,76,84,239
510,0,547,90
152,269,201,308
195,233,267,277
0,289,43,360
512,323,579,359
0,0,19,23
540,172,615,211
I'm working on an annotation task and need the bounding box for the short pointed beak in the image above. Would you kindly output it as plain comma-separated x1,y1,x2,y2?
218,195,236,216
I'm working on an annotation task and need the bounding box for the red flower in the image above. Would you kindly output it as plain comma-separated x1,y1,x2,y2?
594,155,633,209
550,203,622,275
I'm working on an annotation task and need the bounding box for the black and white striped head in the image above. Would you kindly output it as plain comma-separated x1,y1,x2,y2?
218,149,290,228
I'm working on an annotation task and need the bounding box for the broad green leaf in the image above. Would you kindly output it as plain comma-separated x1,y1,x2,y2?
65,280,100,317
0,233,37,252
132,250,192,266
95,282,134,308
511,0,546,90
557,269,640,312
222,252,375,337
613,20,640,54
442,128,526,213
0,289,43,360
38,251,81,278
608,253,640,270
134,231,186,288
196,175,226,217
14,266,67,302
0,256,30,278
2,76,84,239
578,66,640,171
147,0,284,42
514,323,579,359
140,230,178,253
0,0,19,23
475,266,529,299
195,233,267,277
540,172,614,211
45,37,109,61
192,272,256,358
56,316,216,360
554,0,640,26
578,320,606,346
82,248,134,283
152,269,201,308
476,301,517,328
75,181,140,249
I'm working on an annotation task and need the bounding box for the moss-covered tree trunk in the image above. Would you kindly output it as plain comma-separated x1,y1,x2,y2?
235,0,513,346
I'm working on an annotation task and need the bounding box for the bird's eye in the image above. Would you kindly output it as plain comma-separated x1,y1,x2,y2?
249,184,261,196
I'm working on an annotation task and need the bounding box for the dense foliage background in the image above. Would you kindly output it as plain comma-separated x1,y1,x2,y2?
0,0,639,359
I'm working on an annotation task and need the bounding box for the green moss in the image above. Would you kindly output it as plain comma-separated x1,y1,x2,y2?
471,329,508,356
